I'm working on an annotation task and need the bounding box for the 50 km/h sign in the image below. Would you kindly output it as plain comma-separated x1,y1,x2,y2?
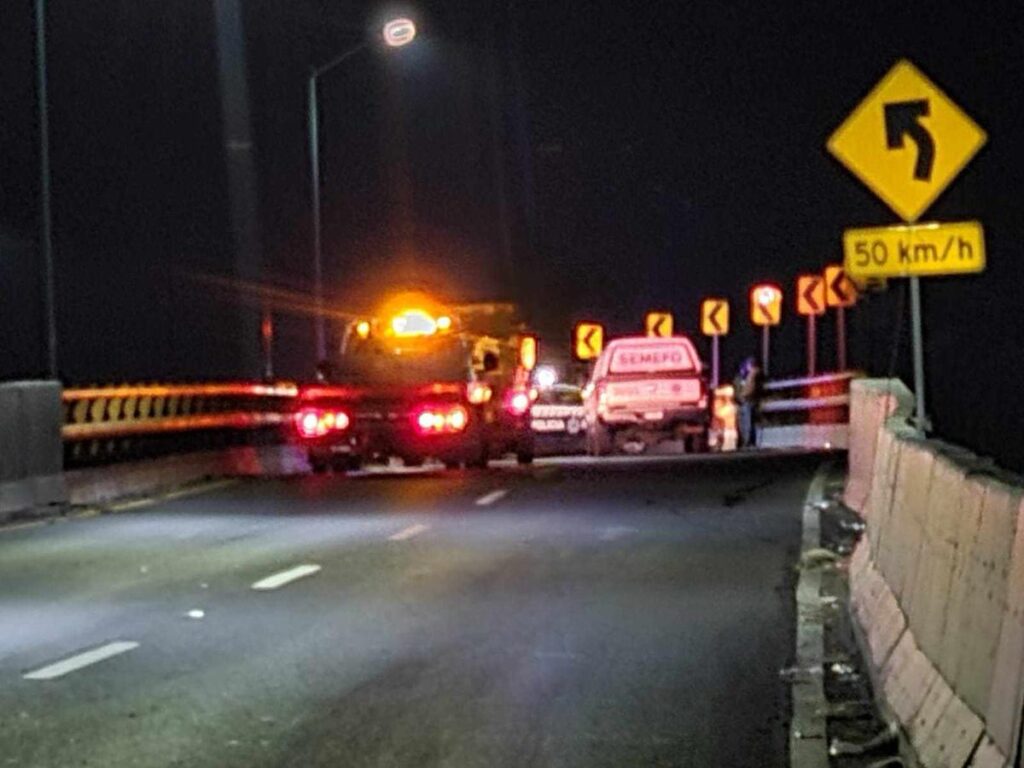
843,221,985,279
827,59,986,223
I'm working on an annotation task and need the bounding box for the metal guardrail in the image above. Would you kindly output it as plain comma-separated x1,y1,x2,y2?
758,371,857,426
62,382,298,466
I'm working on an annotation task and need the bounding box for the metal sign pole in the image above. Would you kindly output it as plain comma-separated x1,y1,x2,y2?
836,306,847,371
761,326,770,378
909,276,929,431
807,314,817,376
711,335,720,389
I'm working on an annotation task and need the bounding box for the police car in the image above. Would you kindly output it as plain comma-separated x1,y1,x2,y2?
529,384,587,456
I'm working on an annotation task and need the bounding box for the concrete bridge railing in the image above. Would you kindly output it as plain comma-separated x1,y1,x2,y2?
846,378,1024,768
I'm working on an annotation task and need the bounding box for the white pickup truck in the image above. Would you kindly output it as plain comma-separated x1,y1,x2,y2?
582,335,711,455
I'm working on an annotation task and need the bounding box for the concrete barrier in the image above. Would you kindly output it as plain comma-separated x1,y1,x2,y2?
66,444,309,508
848,379,1024,768
845,379,914,513
0,380,67,519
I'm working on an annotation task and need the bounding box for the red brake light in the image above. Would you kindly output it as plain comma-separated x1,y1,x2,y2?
294,407,350,439
413,405,469,435
507,390,530,416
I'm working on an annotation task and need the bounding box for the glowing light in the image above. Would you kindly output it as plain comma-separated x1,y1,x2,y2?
467,381,492,404
446,406,468,431
436,315,452,331
390,309,437,337
417,410,436,431
383,17,416,48
534,366,557,389
355,320,371,339
295,407,350,439
519,335,538,371
508,391,530,416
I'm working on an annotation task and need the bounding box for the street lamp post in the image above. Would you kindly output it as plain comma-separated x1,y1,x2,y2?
35,0,58,378
308,18,416,362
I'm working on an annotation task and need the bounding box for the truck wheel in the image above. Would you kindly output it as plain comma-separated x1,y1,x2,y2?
588,423,613,457
309,457,329,475
333,455,362,473
516,448,534,465
685,431,710,454
443,459,462,471
466,441,490,470
402,455,425,468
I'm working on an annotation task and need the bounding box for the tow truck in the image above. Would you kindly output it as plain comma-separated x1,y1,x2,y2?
292,294,537,472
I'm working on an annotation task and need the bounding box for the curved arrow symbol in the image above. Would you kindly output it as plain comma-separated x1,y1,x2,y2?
884,99,935,181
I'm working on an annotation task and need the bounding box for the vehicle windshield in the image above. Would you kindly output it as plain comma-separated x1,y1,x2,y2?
336,336,471,385
536,386,583,406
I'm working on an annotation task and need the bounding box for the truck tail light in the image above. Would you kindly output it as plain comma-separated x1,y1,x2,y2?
413,404,469,435
294,407,350,439
467,381,492,404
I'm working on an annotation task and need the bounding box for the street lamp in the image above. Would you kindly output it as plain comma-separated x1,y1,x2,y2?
308,17,417,362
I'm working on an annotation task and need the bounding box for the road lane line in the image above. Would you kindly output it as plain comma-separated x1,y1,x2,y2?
251,564,322,591
388,523,430,541
23,641,140,680
475,489,508,506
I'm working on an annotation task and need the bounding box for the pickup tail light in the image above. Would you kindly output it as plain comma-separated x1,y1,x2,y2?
295,407,351,439
414,404,469,435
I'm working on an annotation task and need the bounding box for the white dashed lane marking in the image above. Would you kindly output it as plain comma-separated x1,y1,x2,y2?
388,523,430,541
475,490,508,506
23,641,140,681
251,564,322,591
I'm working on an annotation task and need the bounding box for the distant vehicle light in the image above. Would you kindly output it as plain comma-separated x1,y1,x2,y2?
391,308,437,337
355,320,371,339
467,381,492,404
383,17,416,48
519,335,538,371
436,315,452,331
535,365,557,389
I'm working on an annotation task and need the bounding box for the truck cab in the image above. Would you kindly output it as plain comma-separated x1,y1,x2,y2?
582,335,711,455
293,299,536,473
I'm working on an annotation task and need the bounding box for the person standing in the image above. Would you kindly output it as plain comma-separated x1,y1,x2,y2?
733,357,763,449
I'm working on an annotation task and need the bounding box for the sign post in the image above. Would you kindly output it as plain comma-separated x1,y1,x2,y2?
796,275,826,375
828,58,987,432
824,265,857,371
749,285,782,378
700,298,729,387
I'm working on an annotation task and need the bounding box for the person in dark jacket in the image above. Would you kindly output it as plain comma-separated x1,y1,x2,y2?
733,356,763,449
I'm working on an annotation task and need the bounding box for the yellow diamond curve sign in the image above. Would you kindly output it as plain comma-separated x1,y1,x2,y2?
827,59,986,223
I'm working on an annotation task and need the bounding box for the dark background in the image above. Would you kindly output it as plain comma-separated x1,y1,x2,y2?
2,1,1022,469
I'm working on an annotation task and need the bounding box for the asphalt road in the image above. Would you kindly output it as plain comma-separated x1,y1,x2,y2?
0,452,824,768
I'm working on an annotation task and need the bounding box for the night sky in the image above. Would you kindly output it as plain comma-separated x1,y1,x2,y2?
2,1,1024,468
